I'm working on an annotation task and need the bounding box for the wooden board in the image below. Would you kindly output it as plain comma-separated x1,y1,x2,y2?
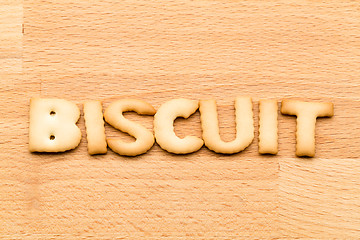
1,0,360,238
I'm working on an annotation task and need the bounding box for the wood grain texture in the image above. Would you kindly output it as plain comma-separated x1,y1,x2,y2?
0,0,359,238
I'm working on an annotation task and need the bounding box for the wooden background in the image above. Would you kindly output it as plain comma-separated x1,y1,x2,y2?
1,0,360,238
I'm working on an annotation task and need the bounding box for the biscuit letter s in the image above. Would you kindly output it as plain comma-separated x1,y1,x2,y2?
29,98,82,152
104,99,156,156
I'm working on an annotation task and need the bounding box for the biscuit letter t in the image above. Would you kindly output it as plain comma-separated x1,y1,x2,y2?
281,100,334,157
29,98,82,152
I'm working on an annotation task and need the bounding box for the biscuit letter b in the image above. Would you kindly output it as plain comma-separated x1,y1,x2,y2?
29,98,82,152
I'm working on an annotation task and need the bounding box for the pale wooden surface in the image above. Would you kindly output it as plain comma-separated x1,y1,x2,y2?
1,0,360,239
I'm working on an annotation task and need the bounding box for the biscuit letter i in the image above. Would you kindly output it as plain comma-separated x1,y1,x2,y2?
84,100,107,155
29,98,82,152
258,99,278,155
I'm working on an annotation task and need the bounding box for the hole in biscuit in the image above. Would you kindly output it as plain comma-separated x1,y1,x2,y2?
50,111,56,116
50,135,55,140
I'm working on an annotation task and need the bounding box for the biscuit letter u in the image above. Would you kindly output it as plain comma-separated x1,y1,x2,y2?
199,97,254,154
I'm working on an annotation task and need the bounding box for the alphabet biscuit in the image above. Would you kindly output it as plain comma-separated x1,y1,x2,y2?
84,100,107,155
258,99,278,155
199,97,254,154
154,98,204,154
29,98,82,152
281,99,334,157
104,99,156,156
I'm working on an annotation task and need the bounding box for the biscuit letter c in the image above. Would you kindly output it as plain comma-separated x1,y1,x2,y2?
154,98,204,154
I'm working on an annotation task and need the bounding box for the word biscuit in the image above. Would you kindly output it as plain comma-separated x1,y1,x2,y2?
29,97,334,157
